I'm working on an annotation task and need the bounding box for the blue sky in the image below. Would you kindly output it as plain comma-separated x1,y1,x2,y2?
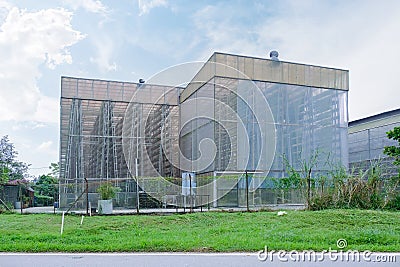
0,0,399,177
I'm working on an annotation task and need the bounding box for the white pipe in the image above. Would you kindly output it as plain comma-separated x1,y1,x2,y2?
80,215,84,225
60,212,65,235
213,172,217,208
136,158,139,213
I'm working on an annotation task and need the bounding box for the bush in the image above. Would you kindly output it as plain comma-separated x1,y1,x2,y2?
274,153,397,211
0,202,14,214
309,175,386,210
386,194,400,210
309,194,333,210
97,182,119,200
35,195,54,206
306,162,394,211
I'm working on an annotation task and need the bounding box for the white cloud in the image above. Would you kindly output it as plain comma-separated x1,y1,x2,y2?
10,121,47,132
192,1,400,120
138,0,167,16
34,140,57,165
37,140,53,151
254,1,400,120
0,0,12,25
63,0,108,14
89,36,118,72
0,0,12,12
191,4,271,59
0,6,85,123
0,0,11,8
34,96,61,123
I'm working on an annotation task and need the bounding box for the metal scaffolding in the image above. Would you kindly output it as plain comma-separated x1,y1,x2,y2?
59,52,349,210
59,77,182,210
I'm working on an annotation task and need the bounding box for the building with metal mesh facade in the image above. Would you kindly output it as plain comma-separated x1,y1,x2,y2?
59,52,349,209
60,77,181,209
179,53,349,206
349,108,400,178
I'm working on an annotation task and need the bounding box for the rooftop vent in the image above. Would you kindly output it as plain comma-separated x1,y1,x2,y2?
269,50,279,61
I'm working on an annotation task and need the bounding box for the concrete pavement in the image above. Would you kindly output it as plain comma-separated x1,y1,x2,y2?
0,253,398,267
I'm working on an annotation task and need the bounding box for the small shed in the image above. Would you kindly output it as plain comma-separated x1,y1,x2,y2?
0,180,34,208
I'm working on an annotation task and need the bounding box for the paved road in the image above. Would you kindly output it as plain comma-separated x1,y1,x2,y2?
0,253,398,267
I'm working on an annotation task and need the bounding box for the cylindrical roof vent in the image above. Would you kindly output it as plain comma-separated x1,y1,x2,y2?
269,50,279,61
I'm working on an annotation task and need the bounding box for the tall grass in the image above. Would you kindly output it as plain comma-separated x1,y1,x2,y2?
273,154,400,210
309,163,400,210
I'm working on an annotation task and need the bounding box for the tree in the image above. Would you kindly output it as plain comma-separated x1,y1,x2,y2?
48,162,59,178
33,163,59,206
0,135,29,183
384,126,400,165
383,127,400,209
0,165,10,184
34,174,58,197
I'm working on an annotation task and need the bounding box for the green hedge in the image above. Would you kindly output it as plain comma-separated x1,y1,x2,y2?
35,195,54,206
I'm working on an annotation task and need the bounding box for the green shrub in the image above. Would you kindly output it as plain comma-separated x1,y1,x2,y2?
35,195,54,206
386,194,400,210
0,202,14,214
309,194,334,210
309,175,385,210
97,182,119,200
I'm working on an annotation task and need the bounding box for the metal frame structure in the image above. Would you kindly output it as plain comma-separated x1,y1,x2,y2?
60,77,181,209
180,53,349,175
349,108,400,178
60,52,350,210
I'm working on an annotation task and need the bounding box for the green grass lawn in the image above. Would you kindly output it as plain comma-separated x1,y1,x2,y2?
0,209,399,252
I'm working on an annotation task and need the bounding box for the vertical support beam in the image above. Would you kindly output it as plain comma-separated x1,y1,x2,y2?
245,170,249,212
19,184,23,214
78,99,84,210
126,103,135,207
135,158,139,213
189,173,193,213
236,176,239,207
85,178,89,216
213,172,217,208
368,128,371,160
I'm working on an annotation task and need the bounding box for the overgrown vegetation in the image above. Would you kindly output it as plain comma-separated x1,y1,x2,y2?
308,163,393,210
274,159,400,211
272,152,318,205
0,210,399,252
272,126,400,211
